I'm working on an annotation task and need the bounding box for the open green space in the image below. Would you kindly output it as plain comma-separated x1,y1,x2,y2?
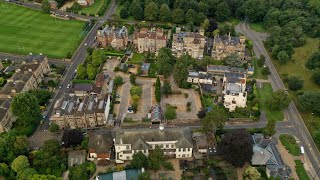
274,37,320,92
249,22,266,33
129,53,144,64
279,134,300,156
0,3,85,58
295,160,310,180
256,83,284,121
253,58,267,79
79,0,105,15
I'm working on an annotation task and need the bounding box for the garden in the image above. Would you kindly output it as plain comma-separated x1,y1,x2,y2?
294,160,310,180
279,134,300,156
0,3,86,58
79,0,110,16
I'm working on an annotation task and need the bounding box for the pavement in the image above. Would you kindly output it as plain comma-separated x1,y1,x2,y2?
236,21,320,179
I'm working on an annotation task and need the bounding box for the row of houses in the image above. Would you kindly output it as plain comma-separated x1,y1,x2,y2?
97,26,247,60
188,65,247,111
0,55,51,132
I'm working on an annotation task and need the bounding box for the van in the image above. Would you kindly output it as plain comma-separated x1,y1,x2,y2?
300,146,305,154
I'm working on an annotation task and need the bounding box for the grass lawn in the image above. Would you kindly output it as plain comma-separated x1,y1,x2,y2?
295,160,310,180
129,53,144,64
201,95,214,108
253,58,267,79
79,0,104,15
249,22,267,32
0,3,85,58
279,134,300,156
256,83,284,121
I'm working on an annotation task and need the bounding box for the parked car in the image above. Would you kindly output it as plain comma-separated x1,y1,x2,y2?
116,94,120,98
59,84,63,89
67,84,71,88
128,64,135,68
127,106,134,113
114,101,120,104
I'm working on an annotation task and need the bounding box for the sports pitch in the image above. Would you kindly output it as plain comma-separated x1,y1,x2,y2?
0,2,86,58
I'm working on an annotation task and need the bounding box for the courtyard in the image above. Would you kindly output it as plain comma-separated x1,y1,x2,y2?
0,2,86,58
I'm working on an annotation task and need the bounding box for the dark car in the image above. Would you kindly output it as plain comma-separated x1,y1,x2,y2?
114,101,120,104
128,64,135,68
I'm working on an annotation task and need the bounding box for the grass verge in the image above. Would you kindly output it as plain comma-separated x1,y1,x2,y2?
0,2,85,58
249,22,266,32
279,134,300,156
295,160,310,180
129,53,144,64
253,58,267,79
256,83,284,121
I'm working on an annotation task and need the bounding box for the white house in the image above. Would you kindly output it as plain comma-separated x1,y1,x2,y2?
114,127,193,163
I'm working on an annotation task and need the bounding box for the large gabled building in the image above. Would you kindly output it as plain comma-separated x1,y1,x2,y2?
133,28,167,55
97,25,128,49
212,34,246,60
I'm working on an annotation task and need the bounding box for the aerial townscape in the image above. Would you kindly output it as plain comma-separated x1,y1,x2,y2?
1,0,320,179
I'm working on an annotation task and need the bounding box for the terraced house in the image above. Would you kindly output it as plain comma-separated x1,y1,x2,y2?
172,29,205,59
0,100,15,133
133,28,168,55
212,34,246,60
97,25,128,49
50,93,110,129
114,127,193,163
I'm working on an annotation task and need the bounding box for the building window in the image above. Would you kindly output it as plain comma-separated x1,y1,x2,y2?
166,144,169,148
120,155,122,157
182,154,185,158
126,145,129,150
126,156,130,160
171,144,174,148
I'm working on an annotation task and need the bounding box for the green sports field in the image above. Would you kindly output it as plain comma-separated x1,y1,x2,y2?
0,2,86,58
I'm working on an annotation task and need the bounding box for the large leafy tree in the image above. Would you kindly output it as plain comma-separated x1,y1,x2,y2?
224,53,243,67
62,129,84,147
17,168,37,180
157,48,175,78
29,89,52,106
298,91,320,115
287,76,304,91
120,7,129,19
171,8,184,24
69,162,96,180
131,152,148,169
162,80,172,96
76,64,87,79
185,9,197,24
244,0,267,22
312,70,320,86
243,166,261,180
305,52,320,70
159,4,171,22
215,2,231,21
148,146,164,171
87,64,97,80
155,77,161,102
267,90,291,110
173,54,194,87
92,50,103,67
144,2,159,21
130,0,144,20
11,92,42,126
11,155,29,173
201,108,227,133
164,105,176,120
41,0,51,13
218,129,253,167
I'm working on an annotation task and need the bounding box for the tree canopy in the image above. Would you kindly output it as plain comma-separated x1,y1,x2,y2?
61,129,84,147
305,52,320,70
148,146,165,171
201,108,228,133
164,105,177,120
157,48,175,78
267,90,291,110
11,155,29,173
243,166,261,180
224,53,243,67
130,152,148,169
298,91,320,115
287,76,304,91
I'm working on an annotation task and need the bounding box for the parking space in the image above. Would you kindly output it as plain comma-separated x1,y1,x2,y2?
115,81,131,122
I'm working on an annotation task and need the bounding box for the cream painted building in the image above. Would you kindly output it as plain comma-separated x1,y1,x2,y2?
97,26,128,49
114,127,193,163
172,30,205,59
133,28,167,55
212,34,246,60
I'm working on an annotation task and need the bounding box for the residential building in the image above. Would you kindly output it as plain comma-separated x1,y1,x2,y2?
50,93,110,129
77,0,94,6
88,131,113,161
212,34,246,60
207,65,230,76
192,132,208,154
0,55,50,99
141,63,150,75
114,127,193,163
222,72,247,111
133,28,167,55
0,100,15,133
68,150,86,167
172,31,205,59
91,73,105,95
251,134,292,179
97,26,128,49
149,104,162,124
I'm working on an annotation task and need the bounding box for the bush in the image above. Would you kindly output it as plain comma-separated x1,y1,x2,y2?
261,67,270,75
163,162,174,171
49,123,59,132
312,70,320,86
287,76,303,91
184,93,188,98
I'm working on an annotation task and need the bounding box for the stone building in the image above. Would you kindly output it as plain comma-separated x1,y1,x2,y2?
133,28,167,55
97,26,128,49
212,34,246,60
172,31,205,59
0,100,15,133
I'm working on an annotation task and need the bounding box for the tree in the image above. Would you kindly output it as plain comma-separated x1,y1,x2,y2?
13,136,29,156
261,67,271,76
11,155,29,173
11,92,42,126
41,0,51,13
66,52,72,59
201,19,210,30
201,108,227,133
77,64,87,79
171,8,184,24
69,162,96,180
287,76,304,91
138,172,151,180
298,91,320,115
185,9,196,24
0,163,10,176
312,70,320,86
224,53,243,67
47,80,56,88
159,4,171,22
263,119,276,136
173,54,194,87
120,7,129,19
62,129,84,147
305,52,320,70
155,77,161,102
49,123,59,132
194,12,206,26
244,0,267,22
130,86,142,96
243,166,261,180
87,64,97,80
218,129,253,167
277,50,290,64
17,168,37,180
257,55,266,67
29,89,52,106
164,105,176,120
215,2,231,21
130,74,136,85
92,50,103,67
130,1,144,20
314,130,320,147
144,2,159,21
157,48,175,78
162,80,172,96
268,90,291,110
30,174,61,180
114,76,124,86
131,152,148,169
0,77,5,87
197,109,206,119
148,146,164,171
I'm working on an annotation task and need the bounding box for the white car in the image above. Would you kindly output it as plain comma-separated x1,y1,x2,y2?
67,84,71,88
84,43,87,46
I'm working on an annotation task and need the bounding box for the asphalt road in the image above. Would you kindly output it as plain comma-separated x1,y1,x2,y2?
236,22,320,179
36,0,117,132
